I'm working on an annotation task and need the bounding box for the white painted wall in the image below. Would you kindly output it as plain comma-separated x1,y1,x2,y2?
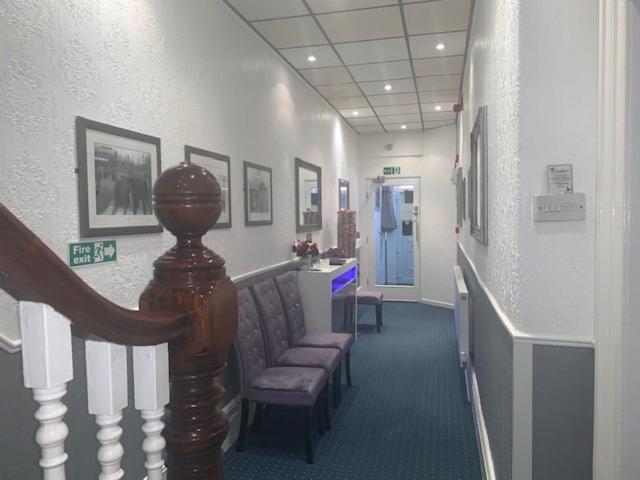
357,126,457,306
458,0,599,340
0,0,359,345
621,1,640,477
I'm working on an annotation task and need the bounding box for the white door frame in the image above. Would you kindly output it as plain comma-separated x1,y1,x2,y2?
593,0,629,477
366,176,421,302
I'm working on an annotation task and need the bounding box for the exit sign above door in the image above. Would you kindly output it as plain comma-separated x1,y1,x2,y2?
383,167,400,175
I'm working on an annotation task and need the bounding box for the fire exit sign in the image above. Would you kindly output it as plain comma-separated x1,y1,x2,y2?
383,166,400,175
68,240,117,267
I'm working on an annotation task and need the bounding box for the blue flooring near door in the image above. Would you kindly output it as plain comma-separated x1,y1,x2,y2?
223,302,482,480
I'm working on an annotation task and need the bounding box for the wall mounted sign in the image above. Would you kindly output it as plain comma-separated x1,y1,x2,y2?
546,164,573,194
68,240,117,267
383,166,400,175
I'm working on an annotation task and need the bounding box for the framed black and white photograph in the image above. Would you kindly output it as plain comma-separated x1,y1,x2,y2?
76,117,162,237
243,161,272,226
469,106,488,245
185,146,231,229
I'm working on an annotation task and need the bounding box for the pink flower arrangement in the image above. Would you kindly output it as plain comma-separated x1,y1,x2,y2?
292,239,320,258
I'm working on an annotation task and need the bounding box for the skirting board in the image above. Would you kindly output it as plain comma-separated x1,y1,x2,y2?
470,368,497,480
420,298,454,310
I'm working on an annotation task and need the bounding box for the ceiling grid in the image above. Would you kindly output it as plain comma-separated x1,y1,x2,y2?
223,0,472,135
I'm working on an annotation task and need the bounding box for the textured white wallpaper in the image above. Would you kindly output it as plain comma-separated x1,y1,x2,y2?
458,0,522,326
0,0,359,345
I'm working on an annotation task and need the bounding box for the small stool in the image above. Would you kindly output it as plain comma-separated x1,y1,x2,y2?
344,290,384,333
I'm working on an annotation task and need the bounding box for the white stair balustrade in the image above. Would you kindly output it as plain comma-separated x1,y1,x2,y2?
20,302,74,480
85,340,128,480
133,344,169,480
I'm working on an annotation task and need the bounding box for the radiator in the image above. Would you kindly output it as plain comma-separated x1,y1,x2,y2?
454,266,471,402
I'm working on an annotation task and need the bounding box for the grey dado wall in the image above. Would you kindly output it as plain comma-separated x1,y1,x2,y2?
457,245,594,480
457,245,514,480
0,261,298,479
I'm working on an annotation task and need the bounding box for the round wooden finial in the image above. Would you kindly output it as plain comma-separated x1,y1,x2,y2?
153,162,221,240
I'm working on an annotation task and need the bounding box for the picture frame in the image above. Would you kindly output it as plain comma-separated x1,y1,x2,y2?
243,161,273,226
76,117,162,237
469,106,488,245
185,145,231,229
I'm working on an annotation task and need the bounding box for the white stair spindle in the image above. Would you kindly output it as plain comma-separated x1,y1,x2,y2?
133,344,169,480
85,340,127,480
20,302,73,480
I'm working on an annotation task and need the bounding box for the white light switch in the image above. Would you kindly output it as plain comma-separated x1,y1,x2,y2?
534,193,586,222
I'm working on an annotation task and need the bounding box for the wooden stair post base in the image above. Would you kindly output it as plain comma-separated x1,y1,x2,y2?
140,161,238,480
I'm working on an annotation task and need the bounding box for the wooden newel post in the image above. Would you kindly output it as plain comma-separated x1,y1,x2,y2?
140,161,238,480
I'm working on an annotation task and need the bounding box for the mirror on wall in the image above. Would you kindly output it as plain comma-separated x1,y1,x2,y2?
295,158,322,232
339,179,350,210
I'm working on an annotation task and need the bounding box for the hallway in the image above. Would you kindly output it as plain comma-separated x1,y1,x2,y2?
224,303,481,479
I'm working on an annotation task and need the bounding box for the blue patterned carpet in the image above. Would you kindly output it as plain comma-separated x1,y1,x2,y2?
224,302,482,480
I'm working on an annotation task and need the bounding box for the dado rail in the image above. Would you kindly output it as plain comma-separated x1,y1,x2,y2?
0,162,238,480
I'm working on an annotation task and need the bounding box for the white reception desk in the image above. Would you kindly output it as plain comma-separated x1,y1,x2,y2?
297,258,358,336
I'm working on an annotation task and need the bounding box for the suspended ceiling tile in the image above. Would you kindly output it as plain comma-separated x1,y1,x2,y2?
386,122,423,131
348,60,412,82
416,74,460,91
422,111,456,122
307,0,396,14
335,37,409,65
279,45,342,68
340,107,375,118
252,17,327,49
410,31,468,58
413,56,464,76
379,113,422,125
359,77,415,95
424,120,454,129
301,66,353,86
226,0,309,21
418,89,460,103
374,104,420,116
328,96,370,108
355,124,386,134
348,116,382,126
421,101,457,113
317,83,362,97
368,92,418,106
404,0,472,35
317,6,404,44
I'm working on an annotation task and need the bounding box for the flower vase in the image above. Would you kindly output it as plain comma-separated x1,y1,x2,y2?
300,256,312,270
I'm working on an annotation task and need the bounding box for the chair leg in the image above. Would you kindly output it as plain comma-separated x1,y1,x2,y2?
376,303,382,333
323,383,331,431
345,351,352,387
317,394,325,436
304,406,314,464
236,398,249,452
252,403,263,432
333,368,340,408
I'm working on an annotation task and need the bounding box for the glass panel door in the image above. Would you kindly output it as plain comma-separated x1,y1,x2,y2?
372,177,420,301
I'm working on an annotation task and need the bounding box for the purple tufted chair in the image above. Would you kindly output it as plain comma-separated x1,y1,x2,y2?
234,287,327,464
274,270,353,389
252,278,344,408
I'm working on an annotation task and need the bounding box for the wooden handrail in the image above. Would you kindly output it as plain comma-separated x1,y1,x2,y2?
0,203,192,346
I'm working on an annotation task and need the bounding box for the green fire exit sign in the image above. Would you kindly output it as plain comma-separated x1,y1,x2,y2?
383,166,400,175
68,240,117,267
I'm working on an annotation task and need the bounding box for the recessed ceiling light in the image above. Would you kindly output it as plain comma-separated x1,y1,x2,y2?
436,43,445,51
307,55,316,62
401,124,407,130
435,105,443,111
384,84,392,91
352,110,360,116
